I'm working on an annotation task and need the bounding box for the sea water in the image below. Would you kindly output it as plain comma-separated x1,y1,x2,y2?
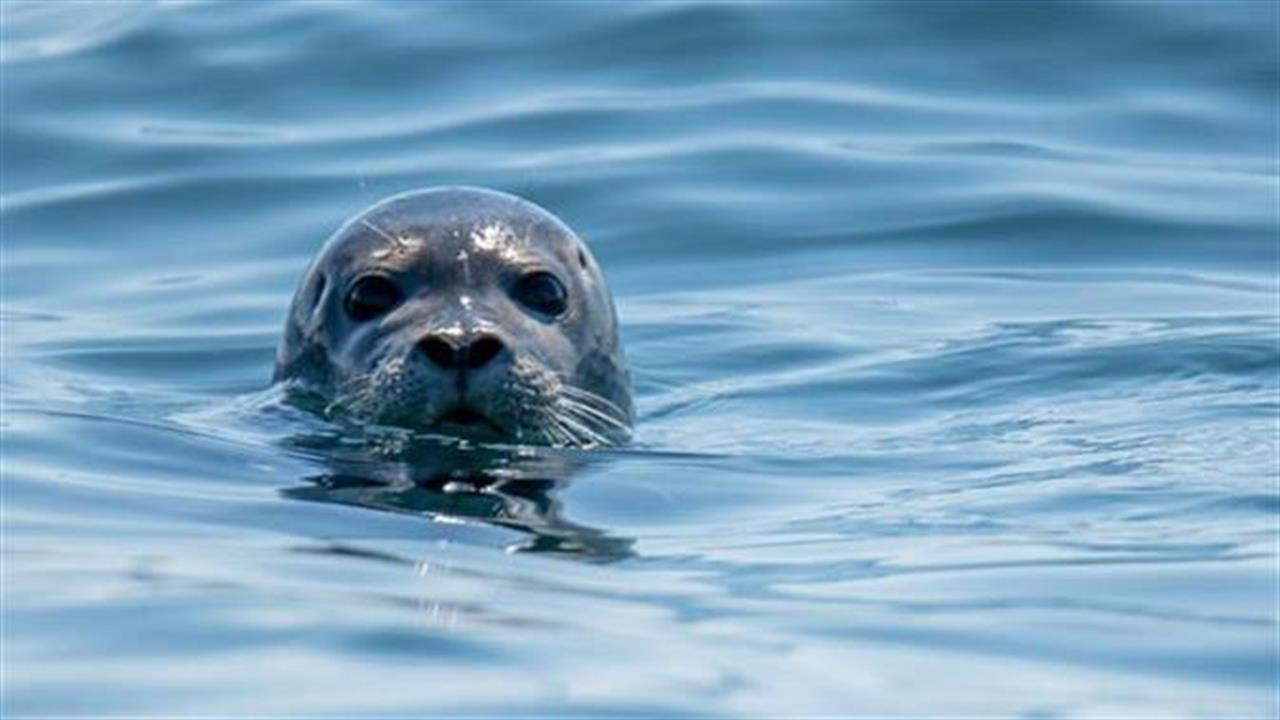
3,2,1277,716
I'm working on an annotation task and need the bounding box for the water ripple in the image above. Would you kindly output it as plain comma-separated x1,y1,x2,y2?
4,1,1277,716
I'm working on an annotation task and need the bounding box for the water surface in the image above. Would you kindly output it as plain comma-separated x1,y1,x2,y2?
3,2,1278,716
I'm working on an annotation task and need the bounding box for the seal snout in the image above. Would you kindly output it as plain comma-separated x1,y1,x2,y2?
417,333,506,371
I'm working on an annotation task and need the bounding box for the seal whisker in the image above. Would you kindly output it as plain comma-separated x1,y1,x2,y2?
561,416,610,448
545,406,595,447
559,385,629,420
529,406,562,445
539,410,578,448
557,397,629,432
359,218,398,245
555,387,631,445
550,406,610,448
555,402,628,448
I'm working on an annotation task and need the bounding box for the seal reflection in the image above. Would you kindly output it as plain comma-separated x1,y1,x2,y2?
280,434,635,562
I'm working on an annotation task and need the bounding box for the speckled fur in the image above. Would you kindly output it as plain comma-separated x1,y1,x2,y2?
275,187,632,447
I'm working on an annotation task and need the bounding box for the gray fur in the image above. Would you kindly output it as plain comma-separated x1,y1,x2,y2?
275,187,632,446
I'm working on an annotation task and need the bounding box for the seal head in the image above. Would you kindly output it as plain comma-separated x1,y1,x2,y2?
275,187,632,447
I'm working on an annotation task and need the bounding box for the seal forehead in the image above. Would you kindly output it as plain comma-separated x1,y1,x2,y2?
346,197,574,270
368,186,569,232
470,221,512,250
468,220,537,263
359,216,562,265
359,218,426,262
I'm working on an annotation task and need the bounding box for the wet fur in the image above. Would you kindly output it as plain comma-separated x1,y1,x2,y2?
275,187,632,447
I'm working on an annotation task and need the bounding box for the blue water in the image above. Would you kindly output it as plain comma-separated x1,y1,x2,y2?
3,2,1278,716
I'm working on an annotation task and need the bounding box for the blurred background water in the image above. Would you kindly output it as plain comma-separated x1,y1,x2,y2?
2,1,1278,717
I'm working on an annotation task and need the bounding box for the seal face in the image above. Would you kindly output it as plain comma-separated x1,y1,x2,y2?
274,187,632,447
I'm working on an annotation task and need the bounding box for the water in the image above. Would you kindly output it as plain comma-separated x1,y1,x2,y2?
3,2,1277,716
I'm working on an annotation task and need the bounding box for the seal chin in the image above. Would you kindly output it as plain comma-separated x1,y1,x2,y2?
430,405,512,443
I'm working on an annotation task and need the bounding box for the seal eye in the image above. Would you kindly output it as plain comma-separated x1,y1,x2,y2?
514,271,568,317
345,276,401,322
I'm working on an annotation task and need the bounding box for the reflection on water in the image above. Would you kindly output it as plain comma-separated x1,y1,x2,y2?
282,436,635,562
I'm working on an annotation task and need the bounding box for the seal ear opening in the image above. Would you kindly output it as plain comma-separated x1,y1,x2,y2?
577,248,588,269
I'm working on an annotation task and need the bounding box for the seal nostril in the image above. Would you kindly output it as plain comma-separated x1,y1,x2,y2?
466,336,504,369
419,336,460,369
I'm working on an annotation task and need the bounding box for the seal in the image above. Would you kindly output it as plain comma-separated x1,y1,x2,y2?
274,187,632,447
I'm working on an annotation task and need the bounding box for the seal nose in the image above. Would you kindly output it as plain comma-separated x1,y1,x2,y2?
418,334,505,370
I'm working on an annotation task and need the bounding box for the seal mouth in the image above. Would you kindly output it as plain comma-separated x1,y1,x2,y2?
432,405,509,441
438,407,490,426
